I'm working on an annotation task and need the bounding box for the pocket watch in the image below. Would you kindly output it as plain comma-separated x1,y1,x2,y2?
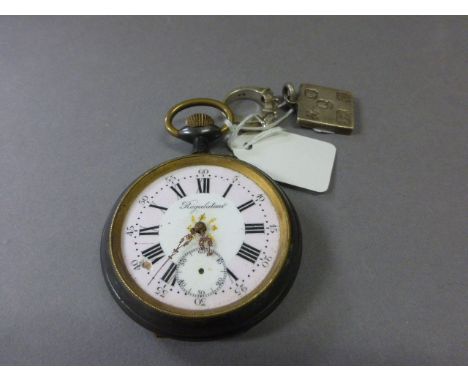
101,98,302,339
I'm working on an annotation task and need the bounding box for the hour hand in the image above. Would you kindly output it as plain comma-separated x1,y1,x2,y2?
198,234,214,256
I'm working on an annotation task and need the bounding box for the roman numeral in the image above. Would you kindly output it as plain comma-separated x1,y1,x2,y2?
237,200,255,212
244,223,265,234
197,178,210,193
236,242,261,263
161,262,177,286
222,183,233,198
138,225,159,235
170,183,186,199
149,204,167,211
141,243,164,264
226,268,238,281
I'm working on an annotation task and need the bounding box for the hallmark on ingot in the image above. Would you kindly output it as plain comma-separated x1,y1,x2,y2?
296,83,355,134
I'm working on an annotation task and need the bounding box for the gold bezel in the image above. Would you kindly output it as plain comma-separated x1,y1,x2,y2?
108,154,291,318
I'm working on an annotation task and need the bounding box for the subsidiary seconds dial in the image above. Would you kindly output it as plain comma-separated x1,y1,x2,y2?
176,248,227,303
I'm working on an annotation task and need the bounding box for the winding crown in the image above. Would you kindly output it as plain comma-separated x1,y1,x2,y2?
185,113,215,128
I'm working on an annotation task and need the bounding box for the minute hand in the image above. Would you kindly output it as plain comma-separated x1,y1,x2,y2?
147,233,194,286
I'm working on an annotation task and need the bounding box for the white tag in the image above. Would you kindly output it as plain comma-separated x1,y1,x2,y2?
232,131,336,192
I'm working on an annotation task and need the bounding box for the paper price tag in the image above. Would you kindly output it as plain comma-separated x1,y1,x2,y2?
232,131,336,192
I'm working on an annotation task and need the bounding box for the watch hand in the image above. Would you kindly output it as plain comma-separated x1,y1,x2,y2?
171,233,194,258
148,219,210,286
147,232,195,286
198,233,214,256
147,257,170,286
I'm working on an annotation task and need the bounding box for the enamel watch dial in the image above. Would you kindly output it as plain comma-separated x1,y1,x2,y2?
101,154,301,339
122,163,281,310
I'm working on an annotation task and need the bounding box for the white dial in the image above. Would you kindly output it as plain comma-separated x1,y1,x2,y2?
121,165,281,310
